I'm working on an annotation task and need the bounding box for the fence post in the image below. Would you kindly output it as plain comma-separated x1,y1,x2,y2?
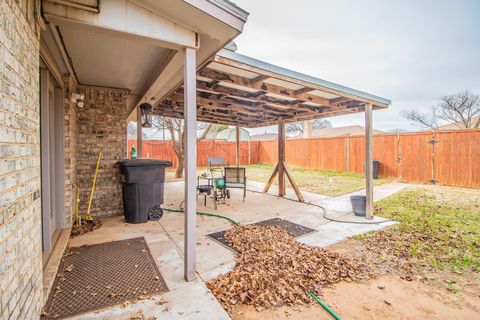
345,136,350,172
396,131,402,180
428,131,439,184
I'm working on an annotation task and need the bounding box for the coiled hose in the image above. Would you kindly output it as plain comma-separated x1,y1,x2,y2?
161,207,239,226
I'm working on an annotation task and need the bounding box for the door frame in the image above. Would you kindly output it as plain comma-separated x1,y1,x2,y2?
40,65,66,253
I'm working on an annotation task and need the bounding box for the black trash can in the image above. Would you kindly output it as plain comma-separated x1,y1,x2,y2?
364,160,380,179
119,159,172,223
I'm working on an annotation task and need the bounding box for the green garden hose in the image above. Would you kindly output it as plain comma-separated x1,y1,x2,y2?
308,291,341,320
162,207,239,226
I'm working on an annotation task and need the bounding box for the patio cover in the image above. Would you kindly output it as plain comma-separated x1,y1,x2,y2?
150,48,391,216
153,49,391,127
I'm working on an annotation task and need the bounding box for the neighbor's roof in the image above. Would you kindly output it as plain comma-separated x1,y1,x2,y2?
437,115,480,130
155,49,391,128
306,125,385,138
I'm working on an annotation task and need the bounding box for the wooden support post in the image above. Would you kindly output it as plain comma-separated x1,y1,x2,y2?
284,163,304,202
365,103,374,219
263,163,279,192
235,126,240,166
136,106,142,158
278,120,286,197
263,120,303,202
184,47,197,281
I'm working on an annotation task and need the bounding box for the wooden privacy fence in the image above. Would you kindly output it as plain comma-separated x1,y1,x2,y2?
128,140,260,167
129,129,480,188
258,129,480,188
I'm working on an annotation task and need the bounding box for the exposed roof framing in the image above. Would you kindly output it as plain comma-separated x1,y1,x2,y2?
154,49,391,127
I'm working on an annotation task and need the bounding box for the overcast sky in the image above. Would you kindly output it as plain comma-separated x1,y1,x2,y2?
231,0,480,134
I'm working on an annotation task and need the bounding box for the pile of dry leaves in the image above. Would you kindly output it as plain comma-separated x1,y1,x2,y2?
70,218,102,237
207,225,370,311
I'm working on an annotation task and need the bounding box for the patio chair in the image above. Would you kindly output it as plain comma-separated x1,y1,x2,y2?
224,167,246,202
208,157,227,171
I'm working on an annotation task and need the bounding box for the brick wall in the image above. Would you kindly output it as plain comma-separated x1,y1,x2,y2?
64,75,78,225
76,86,128,217
0,0,44,319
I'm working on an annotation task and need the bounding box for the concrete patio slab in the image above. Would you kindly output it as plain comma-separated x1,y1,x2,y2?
247,179,333,203
317,182,412,212
64,180,413,319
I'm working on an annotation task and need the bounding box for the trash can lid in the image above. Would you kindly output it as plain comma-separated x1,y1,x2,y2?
119,159,172,167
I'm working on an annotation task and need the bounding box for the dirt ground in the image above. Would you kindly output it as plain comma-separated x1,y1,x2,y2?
228,234,480,320
230,274,480,320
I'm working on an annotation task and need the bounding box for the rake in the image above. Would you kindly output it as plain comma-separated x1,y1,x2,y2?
84,150,102,223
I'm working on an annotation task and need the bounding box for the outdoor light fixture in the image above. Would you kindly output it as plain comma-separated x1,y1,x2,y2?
139,102,153,128
71,93,85,108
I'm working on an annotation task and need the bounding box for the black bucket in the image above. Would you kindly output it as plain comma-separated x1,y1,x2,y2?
350,195,366,216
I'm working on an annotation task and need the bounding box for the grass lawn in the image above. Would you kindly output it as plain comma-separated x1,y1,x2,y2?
359,187,480,274
244,163,390,196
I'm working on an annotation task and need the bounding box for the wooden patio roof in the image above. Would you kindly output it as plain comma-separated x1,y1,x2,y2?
153,49,391,128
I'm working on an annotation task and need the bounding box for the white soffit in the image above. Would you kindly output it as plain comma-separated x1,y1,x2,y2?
309,90,340,99
59,24,171,97
208,62,259,79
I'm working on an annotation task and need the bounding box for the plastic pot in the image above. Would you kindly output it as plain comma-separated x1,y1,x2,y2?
350,195,366,216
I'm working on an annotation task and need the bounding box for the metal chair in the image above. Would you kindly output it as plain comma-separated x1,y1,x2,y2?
208,157,227,171
224,167,246,202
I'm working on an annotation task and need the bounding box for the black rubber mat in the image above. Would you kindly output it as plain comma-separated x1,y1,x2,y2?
208,218,317,251
42,237,168,319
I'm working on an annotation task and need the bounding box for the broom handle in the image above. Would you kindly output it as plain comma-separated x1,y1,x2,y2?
86,150,102,216
73,184,80,225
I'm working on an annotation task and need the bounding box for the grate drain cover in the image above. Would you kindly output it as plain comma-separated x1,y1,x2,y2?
42,237,168,319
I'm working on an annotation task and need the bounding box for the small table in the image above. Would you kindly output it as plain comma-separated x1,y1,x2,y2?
197,174,228,209
197,175,216,208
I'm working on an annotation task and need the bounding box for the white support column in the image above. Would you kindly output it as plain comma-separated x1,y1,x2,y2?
365,103,374,219
184,47,197,281
278,120,286,197
136,106,143,158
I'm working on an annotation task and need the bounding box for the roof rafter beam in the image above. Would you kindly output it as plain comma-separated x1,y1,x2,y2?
199,67,332,106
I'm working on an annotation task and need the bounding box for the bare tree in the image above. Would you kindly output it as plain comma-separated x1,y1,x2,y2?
400,109,439,130
435,91,480,128
402,91,480,130
285,122,304,136
152,116,212,178
286,119,332,136
312,119,333,130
